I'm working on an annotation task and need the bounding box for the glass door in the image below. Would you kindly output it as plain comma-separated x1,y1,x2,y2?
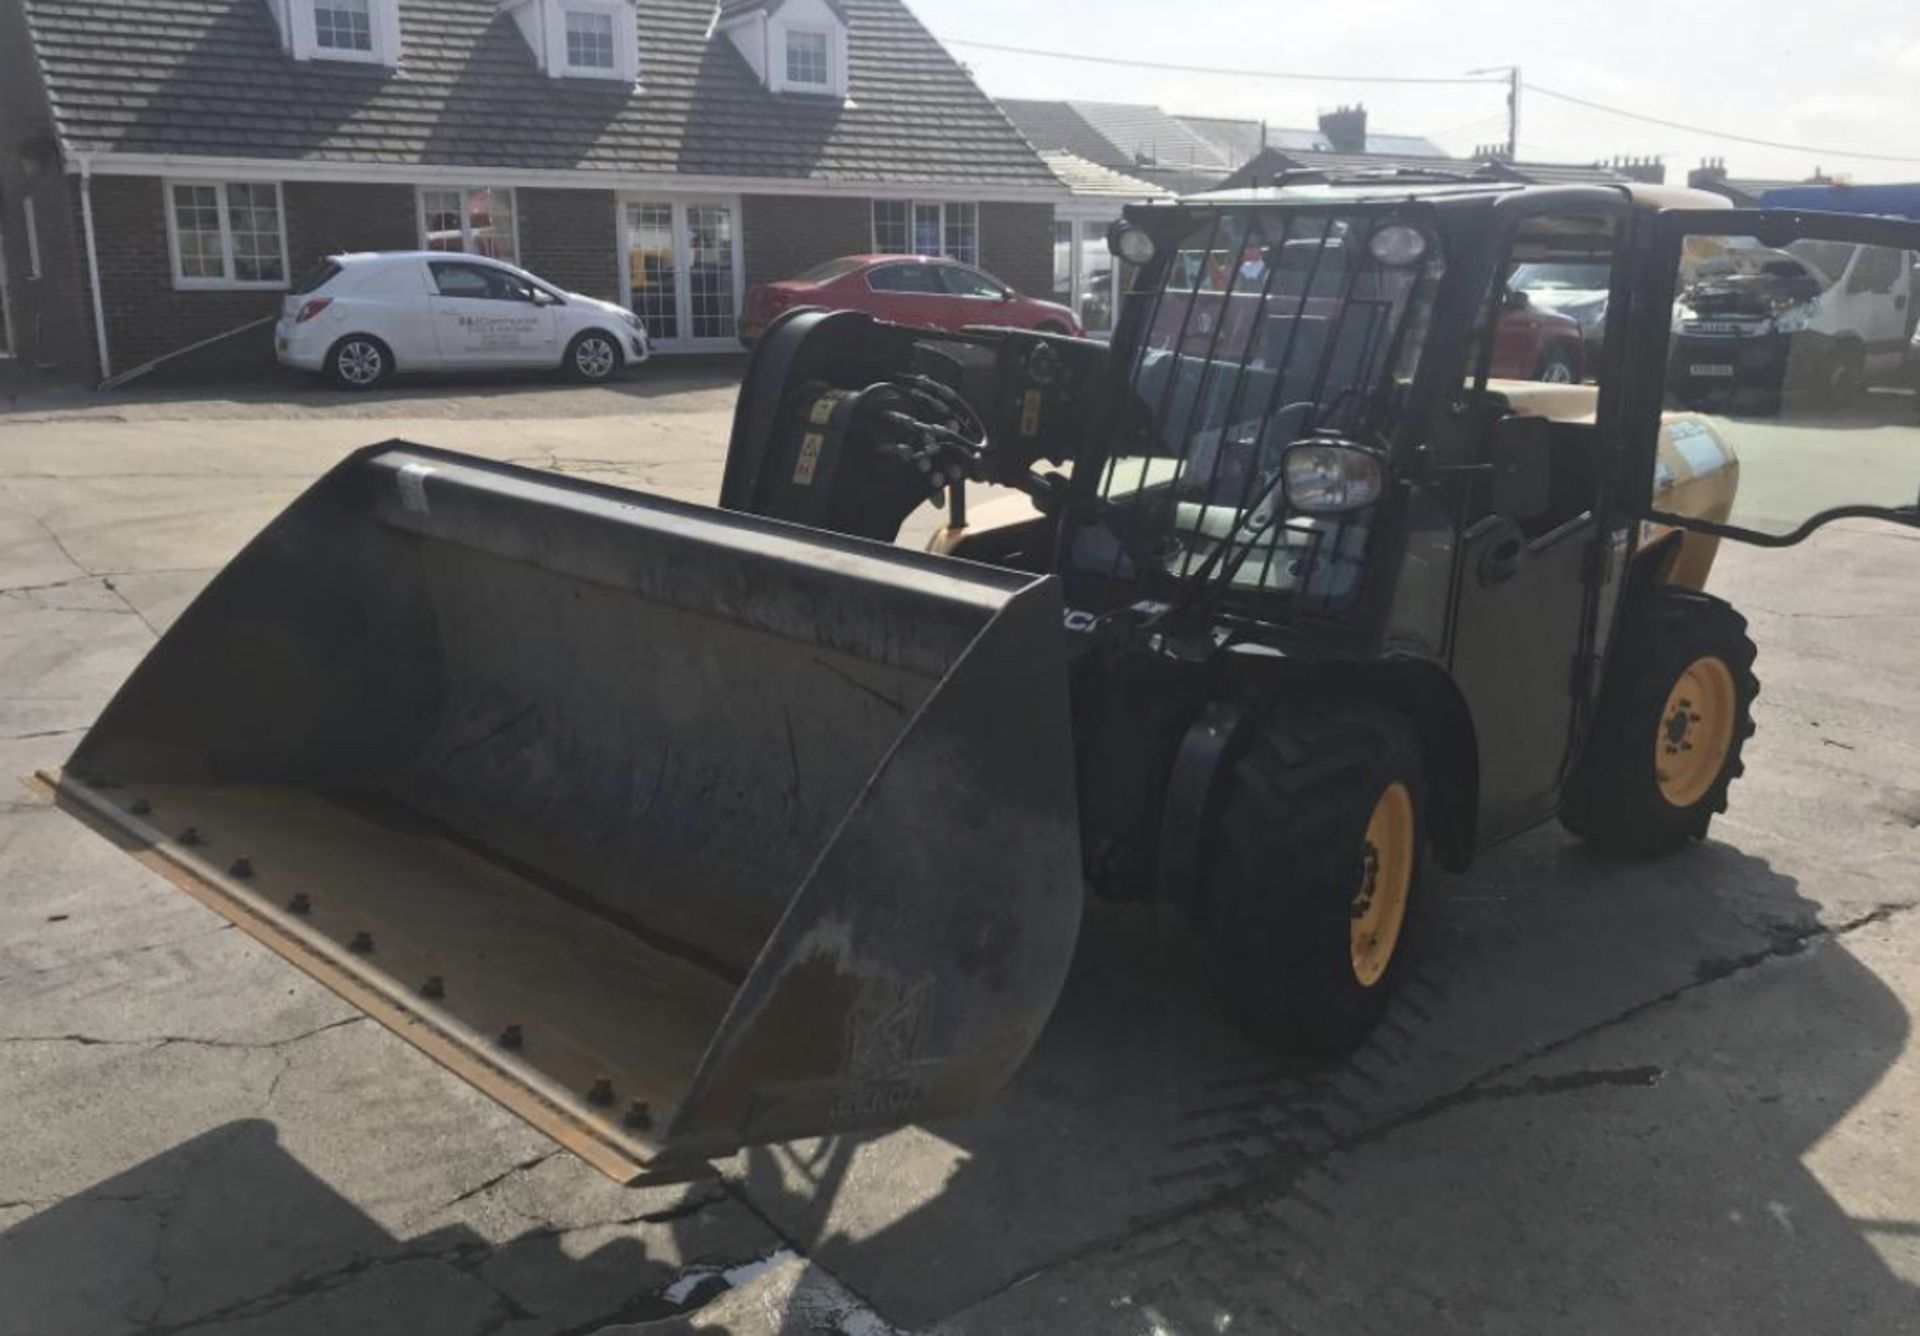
621,197,743,351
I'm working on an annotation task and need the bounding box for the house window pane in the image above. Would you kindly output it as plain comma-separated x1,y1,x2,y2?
172,184,225,279
466,187,514,260
421,190,464,251
944,202,978,266
872,201,909,254
786,30,828,86
314,0,372,51
226,182,285,283
687,204,736,340
1053,219,1073,297
625,202,678,342
565,9,615,70
912,203,943,258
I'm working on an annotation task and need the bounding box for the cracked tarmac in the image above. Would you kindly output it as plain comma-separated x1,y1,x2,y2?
3,367,1919,1334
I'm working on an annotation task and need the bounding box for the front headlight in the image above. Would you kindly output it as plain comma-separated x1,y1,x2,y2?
621,309,642,329
1772,300,1817,333
1283,441,1387,513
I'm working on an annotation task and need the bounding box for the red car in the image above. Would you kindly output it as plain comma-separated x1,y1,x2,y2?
740,255,1082,344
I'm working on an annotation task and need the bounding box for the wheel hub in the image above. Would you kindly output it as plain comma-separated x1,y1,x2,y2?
1655,655,1737,808
1350,781,1413,988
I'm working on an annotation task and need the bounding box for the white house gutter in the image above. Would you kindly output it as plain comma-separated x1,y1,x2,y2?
77,155,113,384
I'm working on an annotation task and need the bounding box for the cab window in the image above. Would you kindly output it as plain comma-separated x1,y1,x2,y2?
431,262,534,302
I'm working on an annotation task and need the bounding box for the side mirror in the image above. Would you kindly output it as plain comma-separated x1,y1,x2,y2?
1488,413,1552,518
1503,288,1531,311
1000,289,1017,302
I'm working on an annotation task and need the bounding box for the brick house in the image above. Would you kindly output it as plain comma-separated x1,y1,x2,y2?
0,0,1064,380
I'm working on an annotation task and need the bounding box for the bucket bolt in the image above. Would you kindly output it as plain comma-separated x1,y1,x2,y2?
587,1077,615,1107
498,1024,524,1050
287,893,312,916
228,857,254,879
347,931,375,955
129,799,152,816
419,975,445,1000
622,1101,653,1131
178,826,203,847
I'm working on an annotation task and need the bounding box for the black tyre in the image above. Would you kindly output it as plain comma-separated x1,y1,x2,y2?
566,329,623,383
1196,702,1426,1057
1561,588,1758,856
1535,344,1579,384
326,335,392,390
1818,341,1866,408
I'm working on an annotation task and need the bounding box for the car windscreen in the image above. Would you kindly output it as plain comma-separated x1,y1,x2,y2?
291,261,342,296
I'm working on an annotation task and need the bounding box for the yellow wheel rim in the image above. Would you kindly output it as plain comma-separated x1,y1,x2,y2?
1351,781,1414,988
1655,656,1737,808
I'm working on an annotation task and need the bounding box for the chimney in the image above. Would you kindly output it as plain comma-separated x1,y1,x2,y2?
1318,104,1368,154
1610,154,1666,185
1688,156,1729,188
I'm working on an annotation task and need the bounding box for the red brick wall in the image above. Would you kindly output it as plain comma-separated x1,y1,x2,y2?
517,188,619,303
741,194,871,292
978,201,1054,299
86,177,417,380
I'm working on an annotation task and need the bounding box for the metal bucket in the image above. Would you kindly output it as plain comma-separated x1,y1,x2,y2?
42,443,1082,1181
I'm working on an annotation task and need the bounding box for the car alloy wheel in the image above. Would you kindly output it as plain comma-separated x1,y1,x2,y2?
574,335,618,381
335,340,385,388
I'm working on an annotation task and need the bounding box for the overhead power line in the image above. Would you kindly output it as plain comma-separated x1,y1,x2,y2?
1523,83,1920,165
941,34,1920,166
943,36,1506,85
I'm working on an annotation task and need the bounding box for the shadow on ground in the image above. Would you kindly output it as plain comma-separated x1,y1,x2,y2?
6,835,1909,1335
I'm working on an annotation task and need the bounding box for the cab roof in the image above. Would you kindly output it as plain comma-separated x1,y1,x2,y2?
1176,177,1730,212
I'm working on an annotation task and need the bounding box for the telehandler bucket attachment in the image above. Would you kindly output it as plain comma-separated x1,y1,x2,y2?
39,443,1082,1182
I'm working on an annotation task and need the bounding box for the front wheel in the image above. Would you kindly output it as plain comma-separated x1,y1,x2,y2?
565,330,624,383
1561,588,1758,856
1194,702,1426,1057
1535,345,1579,383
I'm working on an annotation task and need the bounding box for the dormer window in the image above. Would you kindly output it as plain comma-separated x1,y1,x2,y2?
564,9,616,73
784,29,829,88
262,0,399,65
717,0,850,99
313,0,373,54
506,0,639,83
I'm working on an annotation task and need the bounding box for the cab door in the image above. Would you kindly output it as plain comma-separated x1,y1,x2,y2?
863,261,948,328
1623,210,1920,548
1447,201,1627,842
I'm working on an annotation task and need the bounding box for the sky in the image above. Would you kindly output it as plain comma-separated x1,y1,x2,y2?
906,0,1920,184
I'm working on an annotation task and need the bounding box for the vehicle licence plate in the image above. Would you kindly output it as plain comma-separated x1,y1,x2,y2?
1689,364,1734,377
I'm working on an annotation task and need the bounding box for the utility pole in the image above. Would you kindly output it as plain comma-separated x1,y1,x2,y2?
1468,65,1521,160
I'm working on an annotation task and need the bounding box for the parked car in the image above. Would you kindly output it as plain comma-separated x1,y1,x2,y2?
277,252,650,389
1669,239,1918,409
1510,260,1610,364
739,255,1082,344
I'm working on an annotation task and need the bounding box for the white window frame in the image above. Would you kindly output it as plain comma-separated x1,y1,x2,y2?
615,193,745,353
310,0,381,64
24,198,41,281
559,5,618,76
415,186,519,262
871,199,979,266
543,0,635,82
783,28,831,90
164,180,290,291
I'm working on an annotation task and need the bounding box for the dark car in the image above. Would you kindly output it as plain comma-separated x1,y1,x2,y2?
740,255,1083,344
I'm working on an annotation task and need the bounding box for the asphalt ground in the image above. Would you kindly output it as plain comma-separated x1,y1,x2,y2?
1,358,1916,1335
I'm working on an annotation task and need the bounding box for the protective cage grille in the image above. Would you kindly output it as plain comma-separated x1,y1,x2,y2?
1084,206,1442,624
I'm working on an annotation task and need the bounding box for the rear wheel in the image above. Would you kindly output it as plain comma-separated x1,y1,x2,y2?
326,335,392,390
566,330,623,383
1561,588,1758,856
1195,702,1425,1057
